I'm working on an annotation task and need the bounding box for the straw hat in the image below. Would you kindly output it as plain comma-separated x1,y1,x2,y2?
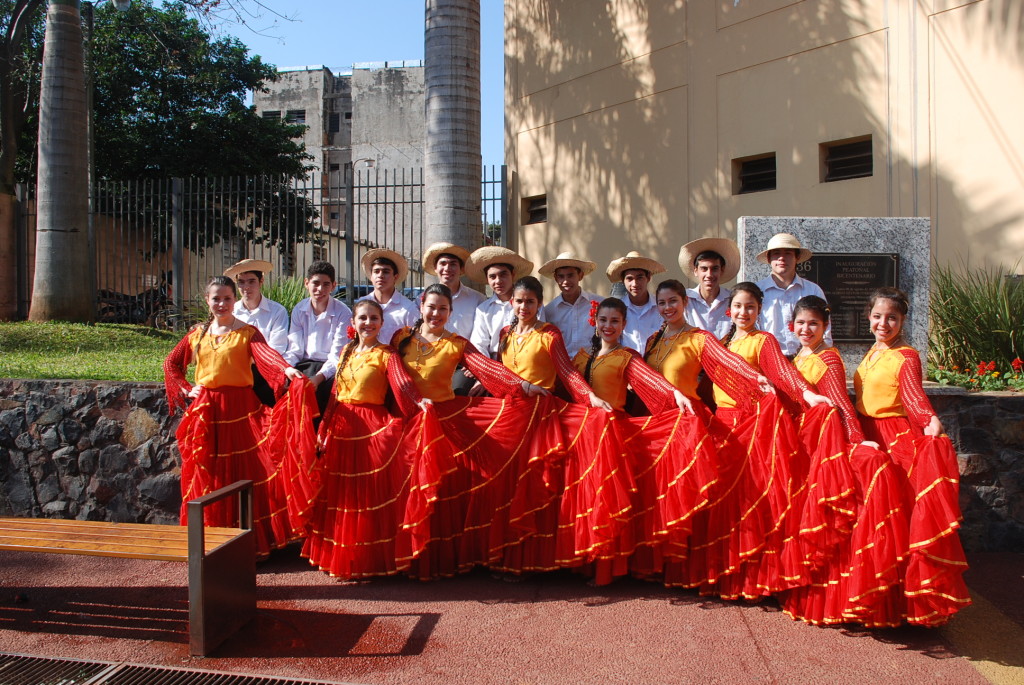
224,258,273,280
361,248,409,283
678,237,741,283
605,251,666,283
466,246,534,283
422,242,473,276
538,251,597,279
756,233,813,264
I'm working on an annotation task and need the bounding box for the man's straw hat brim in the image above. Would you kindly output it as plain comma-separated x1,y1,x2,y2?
538,251,597,278
678,238,741,283
361,248,410,283
756,233,813,264
224,259,274,280
422,242,473,276
466,246,534,283
605,251,666,283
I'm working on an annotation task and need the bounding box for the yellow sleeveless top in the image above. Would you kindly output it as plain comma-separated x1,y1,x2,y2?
334,343,393,405
713,334,766,409
395,327,464,403
855,345,911,418
646,329,705,400
501,323,559,390
572,348,632,412
189,325,256,388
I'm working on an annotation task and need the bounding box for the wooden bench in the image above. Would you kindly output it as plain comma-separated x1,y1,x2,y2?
0,480,256,656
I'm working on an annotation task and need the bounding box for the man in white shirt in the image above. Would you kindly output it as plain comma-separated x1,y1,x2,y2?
356,248,418,346
679,237,740,340
605,251,666,353
468,246,536,359
225,258,290,406
539,251,600,358
754,233,832,357
285,260,352,415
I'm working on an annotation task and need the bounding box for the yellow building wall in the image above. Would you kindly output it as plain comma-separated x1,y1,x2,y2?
506,0,1024,293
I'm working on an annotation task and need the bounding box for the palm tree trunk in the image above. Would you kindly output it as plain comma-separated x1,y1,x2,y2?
424,0,482,251
29,0,94,322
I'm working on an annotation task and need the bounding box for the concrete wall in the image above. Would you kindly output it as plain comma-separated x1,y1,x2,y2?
351,66,426,170
505,0,1024,291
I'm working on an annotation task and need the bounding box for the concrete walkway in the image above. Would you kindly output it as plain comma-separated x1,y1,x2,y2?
0,549,1021,684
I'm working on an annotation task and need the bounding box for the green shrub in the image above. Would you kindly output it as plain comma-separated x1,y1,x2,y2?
261,276,308,313
929,261,1023,391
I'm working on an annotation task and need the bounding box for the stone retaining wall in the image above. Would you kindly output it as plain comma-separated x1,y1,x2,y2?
0,378,1021,551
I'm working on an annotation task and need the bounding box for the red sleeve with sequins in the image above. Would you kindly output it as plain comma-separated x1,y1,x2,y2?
624,350,677,414
896,348,937,429
163,330,196,414
250,329,289,394
756,331,813,406
699,331,763,410
816,349,866,443
545,327,594,404
461,338,527,398
384,347,424,416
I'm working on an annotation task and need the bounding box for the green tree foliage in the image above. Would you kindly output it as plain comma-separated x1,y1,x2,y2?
0,0,45,194
90,0,308,179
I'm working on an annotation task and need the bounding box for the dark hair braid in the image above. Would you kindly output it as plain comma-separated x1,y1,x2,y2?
644,321,669,362
498,309,518,357
398,318,424,356
336,340,358,377
583,333,601,384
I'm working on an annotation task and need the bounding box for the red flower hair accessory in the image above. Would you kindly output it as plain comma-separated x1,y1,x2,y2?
587,299,600,327
346,325,357,340
787,321,795,332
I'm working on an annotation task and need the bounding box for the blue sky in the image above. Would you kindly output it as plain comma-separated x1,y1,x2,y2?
212,0,505,169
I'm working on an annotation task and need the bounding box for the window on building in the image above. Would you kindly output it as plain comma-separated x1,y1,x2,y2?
328,113,340,133
328,163,341,172
285,109,306,124
261,110,280,120
732,153,777,194
329,212,341,220
821,135,873,182
523,195,547,225
344,112,352,120
312,244,327,262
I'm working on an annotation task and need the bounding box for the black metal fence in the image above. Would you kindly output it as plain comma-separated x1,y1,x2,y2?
14,165,507,324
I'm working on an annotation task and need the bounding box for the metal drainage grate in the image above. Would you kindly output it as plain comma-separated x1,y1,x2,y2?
0,654,351,685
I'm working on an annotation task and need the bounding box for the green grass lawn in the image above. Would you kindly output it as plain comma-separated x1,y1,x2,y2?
0,321,182,383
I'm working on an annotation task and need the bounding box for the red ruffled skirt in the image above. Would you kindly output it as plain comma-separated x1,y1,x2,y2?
176,380,318,557
400,396,559,579
860,415,971,626
302,402,411,579
667,395,800,598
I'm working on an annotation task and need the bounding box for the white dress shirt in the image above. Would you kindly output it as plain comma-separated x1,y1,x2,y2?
685,286,732,340
358,289,418,347
448,282,486,339
622,295,663,353
543,289,600,358
233,296,289,355
284,297,353,378
755,274,833,356
470,295,546,358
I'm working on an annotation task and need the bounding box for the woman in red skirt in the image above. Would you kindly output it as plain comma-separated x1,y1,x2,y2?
164,276,316,557
780,295,911,627
302,299,428,579
390,282,550,579
854,287,970,626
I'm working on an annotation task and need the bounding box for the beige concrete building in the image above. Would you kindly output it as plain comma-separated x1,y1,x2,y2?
505,0,1024,290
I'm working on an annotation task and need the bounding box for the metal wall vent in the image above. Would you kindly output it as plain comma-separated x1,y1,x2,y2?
0,654,348,685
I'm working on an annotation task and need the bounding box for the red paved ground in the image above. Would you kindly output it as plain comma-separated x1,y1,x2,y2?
0,548,1020,684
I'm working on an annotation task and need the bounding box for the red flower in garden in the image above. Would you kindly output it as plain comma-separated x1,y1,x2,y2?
588,299,600,328
986,360,997,371
1013,357,1023,372
346,325,357,340
976,362,987,375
